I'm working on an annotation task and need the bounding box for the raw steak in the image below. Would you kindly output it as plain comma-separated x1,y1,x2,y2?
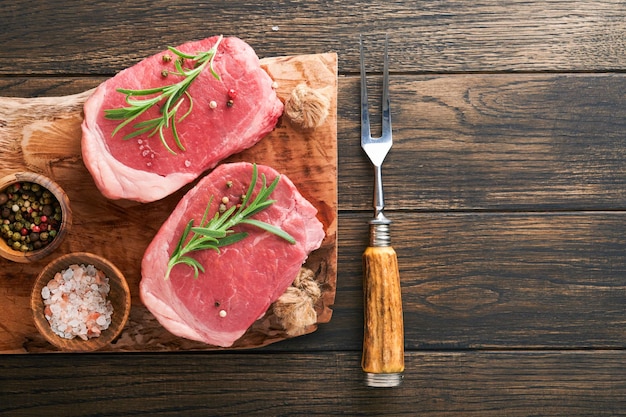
81,36,283,203
139,162,325,347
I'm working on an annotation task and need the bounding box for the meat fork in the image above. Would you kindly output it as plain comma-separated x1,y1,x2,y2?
359,35,405,388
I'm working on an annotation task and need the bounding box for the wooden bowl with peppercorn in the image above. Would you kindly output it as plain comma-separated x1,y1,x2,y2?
31,252,131,352
0,172,72,263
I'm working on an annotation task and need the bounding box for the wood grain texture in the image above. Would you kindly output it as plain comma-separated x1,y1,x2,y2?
2,1,625,74
361,246,404,375
0,53,338,353
2,351,626,416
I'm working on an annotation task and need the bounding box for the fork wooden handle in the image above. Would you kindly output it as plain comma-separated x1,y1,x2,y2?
362,245,405,386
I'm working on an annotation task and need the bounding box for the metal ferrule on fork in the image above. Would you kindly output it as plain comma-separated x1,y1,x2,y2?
369,214,391,247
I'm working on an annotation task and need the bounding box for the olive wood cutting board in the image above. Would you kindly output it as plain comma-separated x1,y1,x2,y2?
0,52,338,353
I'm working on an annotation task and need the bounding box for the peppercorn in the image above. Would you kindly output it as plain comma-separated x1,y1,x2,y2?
0,193,7,205
42,204,53,216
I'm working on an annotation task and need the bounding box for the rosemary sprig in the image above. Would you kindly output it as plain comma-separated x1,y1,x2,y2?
164,165,297,280
104,35,223,155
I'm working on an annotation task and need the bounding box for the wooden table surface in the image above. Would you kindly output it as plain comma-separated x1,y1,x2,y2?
2,1,626,415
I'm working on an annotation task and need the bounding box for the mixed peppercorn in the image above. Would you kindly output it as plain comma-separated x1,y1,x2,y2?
0,181,63,252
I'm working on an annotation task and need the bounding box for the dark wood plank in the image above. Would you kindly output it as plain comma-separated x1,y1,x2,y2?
2,351,626,416
2,1,625,75
0,78,104,97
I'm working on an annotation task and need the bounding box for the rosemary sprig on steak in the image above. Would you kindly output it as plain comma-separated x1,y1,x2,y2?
164,164,296,280
104,35,223,155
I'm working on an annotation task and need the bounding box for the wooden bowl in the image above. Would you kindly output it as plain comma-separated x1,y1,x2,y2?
0,172,72,263
31,252,131,352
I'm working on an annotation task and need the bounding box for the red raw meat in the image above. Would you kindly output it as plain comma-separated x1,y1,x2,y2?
81,36,283,202
139,162,325,347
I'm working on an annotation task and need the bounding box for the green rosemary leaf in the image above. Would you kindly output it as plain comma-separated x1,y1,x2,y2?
117,86,165,96
207,205,238,230
178,257,205,279
167,46,197,60
121,123,158,141
174,220,195,255
185,240,219,253
216,232,248,247
189,227,227,239
241,219,297,244
238,168,259,215
157,125,177,155
178,91,194,122
243,198,276,215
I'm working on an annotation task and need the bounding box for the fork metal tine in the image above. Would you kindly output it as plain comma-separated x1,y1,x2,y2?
360,35,392,142
359,35,371,142
381,34,391,142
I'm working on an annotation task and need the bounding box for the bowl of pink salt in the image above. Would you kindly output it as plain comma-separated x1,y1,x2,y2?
31,252,131,352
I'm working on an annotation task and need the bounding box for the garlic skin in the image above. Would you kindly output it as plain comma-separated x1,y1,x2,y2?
273,268,321,336
284,84,331,130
